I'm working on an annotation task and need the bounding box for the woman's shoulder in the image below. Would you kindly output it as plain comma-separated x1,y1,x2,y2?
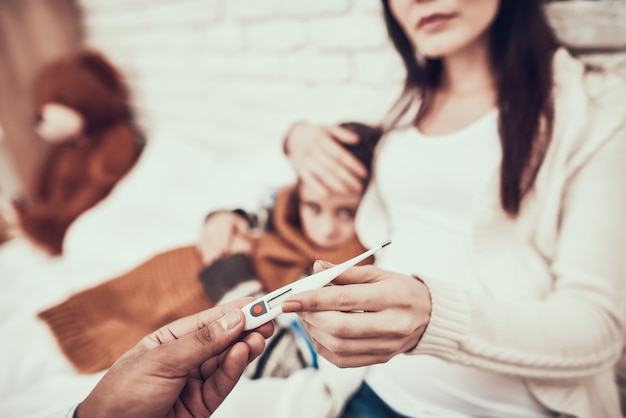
553,48,626,111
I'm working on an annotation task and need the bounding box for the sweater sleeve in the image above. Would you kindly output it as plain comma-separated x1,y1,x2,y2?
411,127,626,381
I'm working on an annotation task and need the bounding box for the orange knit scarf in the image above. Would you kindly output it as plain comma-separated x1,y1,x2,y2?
252,185,371,292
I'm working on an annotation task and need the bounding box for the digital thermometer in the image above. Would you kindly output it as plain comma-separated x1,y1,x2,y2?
242,239,392,330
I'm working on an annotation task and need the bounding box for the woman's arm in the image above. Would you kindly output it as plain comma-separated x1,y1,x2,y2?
284,129,626,380
419,128,626,379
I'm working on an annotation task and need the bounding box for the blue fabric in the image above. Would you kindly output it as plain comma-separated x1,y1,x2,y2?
341,383,412,418
289,318,318,369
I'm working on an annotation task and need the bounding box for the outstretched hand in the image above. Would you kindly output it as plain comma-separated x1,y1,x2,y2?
284,122,368,197
282,261,431,368
197,211,252,265
76,299,274,418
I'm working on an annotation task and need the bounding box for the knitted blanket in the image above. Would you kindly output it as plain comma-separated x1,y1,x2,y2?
38,185,371,374
38,246,210,373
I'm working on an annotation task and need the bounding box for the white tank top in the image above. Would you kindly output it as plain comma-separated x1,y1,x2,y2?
366,109,555,418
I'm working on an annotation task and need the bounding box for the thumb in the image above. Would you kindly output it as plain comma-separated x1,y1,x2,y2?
312,259,334,273
161,310,245,372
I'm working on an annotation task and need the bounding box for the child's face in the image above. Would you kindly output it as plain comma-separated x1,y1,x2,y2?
298,182,361,251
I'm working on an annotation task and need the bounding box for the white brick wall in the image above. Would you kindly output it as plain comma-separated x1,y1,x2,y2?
79,0,402,156
78,0,625,157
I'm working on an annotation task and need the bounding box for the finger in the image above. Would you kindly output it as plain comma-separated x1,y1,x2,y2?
298,167,339,197
200,332,267,379
248,320,275,340
327,264,382,286
233,217,251,236
317,137,368,187
324,125,360,145
314,342,394,368
282,265,383,312
202,341,252,413
289,125,365,195
208,243,231,264
299,309,413,339
147,309,248,374
200,245,219,265
302,322,397,368
199,324,274,378
312,262,385,286
306,162,364,196
302,322,405,368
300,136,365,193
142,299,253,348
198,238,225,265
176,383,200,417
304,169,358,197
312,259,334,273
283,282,389,314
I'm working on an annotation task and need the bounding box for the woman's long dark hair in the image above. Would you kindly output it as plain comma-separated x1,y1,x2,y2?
381,0,559,216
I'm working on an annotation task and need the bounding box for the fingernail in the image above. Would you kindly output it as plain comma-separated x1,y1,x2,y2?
218,310,241,330
314,260,334,270
282,300,303,313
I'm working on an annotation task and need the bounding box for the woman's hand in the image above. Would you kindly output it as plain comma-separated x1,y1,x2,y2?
197,211,252,265
282,262,432,368
284,122,368,196
77,299,274,418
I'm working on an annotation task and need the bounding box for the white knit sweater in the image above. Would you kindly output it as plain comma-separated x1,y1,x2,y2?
215,49,626,418
356,48,626,418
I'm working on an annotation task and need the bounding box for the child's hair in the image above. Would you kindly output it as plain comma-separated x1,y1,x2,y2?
337,122,382,186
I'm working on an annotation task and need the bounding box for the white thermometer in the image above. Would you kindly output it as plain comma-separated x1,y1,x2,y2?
242,239,392,331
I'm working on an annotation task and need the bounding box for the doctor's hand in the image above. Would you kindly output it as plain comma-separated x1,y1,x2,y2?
76,299,274,418
282,262,431,368
284,122,367,197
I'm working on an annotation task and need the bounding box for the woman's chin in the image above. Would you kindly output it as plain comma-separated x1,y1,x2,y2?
311,241,341,253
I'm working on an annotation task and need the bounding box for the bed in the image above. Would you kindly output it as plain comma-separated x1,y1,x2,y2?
0,128,298,417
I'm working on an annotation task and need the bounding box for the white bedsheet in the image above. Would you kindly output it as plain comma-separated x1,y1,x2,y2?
0,130,295,417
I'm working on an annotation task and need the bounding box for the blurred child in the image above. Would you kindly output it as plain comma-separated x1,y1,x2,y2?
197,122,382,377
38,121,381,377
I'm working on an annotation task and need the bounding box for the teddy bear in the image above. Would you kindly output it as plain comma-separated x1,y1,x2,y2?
12,49,145,255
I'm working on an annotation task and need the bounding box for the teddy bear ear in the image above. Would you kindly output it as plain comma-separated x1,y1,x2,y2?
78,51,128,99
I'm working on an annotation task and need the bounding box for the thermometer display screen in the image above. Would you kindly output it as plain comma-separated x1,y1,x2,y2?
267,288,293,309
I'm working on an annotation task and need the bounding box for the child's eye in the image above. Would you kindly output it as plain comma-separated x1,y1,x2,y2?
304,202,321,214
337,208,356,221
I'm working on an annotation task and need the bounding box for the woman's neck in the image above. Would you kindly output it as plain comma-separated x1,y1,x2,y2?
417,36,497,136
440,35,495,97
